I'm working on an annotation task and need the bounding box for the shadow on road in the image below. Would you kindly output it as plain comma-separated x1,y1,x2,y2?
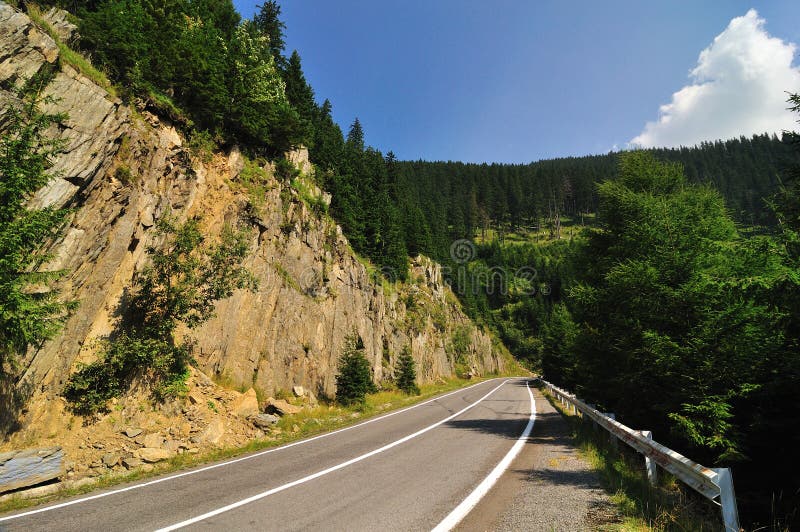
443,417,529,440
440,379,535,440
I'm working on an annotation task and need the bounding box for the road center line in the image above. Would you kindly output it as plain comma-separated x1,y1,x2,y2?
0,378,499,523
156,379,512,531
431,379,536,531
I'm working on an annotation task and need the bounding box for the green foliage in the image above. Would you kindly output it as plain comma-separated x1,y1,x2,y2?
447,325,471,366
335,334,377,406
129,215,256,335
0,91,75,372
564,152,781,462
62,333,191,415
186,130,217,163
25,4,116,95
75,0,303,153
226,21,303,152
64,215,256,414
395,345,419,395
114,165,133,184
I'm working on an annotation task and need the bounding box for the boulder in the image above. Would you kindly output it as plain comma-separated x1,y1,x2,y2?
101,453,120,467
249,414,280,429
42,7,78,44
231,388,259,418
138,448,171,463
292,386,305,397
199,418,225,445
265,398,301,417
0,447,64,493
124,427,142,438
188,391,204,405
141,433,164,449
122,457,142,470
164,440,182,453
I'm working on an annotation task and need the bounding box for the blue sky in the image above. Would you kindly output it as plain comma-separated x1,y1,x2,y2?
232,1,800,163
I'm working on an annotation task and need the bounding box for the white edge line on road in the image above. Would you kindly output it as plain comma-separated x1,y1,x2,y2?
0,378,501,523
155,379,513,532
431,379,536,532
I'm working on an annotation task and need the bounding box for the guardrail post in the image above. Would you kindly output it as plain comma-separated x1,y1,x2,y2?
713,468,740,532
586,404,597,431
604,413,617,449
640,431,657,484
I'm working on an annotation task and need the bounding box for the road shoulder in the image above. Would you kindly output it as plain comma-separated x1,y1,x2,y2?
456,387,620,531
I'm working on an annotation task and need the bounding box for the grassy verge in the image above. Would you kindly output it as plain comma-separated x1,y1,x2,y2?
0,373,521,515
540,387,721,531
25,4,117,97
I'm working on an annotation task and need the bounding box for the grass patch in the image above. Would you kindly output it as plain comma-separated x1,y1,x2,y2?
0,375,503,515
273,262,301,293
25,4,117,97
238,157,274,215
540,387,721,531
290,177,328,216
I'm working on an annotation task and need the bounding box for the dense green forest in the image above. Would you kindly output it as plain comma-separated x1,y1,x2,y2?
14,0,800,526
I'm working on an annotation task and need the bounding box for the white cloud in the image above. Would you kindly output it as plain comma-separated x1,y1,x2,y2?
630,9,800,148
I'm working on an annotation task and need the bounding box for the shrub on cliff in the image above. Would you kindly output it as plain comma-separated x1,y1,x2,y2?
64,215,256,415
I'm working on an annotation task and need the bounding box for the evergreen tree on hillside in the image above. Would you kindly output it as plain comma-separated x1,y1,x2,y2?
0,93,75,372
310,99,345,173
335,334,376,406
284,50,317,145
346,118,365,153
395,346,420,395
252,0,286,68
569,152,779,461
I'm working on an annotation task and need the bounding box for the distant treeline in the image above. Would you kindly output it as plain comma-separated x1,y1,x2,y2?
394,134,800,258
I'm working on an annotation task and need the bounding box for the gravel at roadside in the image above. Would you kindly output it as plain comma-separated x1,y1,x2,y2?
457,387,621,531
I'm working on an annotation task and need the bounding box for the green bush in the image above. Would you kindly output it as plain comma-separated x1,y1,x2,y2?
62,333,191,415
335,334,376,406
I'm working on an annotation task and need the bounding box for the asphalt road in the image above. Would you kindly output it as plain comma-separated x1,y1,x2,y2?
0,378,536,531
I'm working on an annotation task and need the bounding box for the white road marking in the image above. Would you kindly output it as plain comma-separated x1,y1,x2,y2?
0,378,500,523
156,379,512,531
431,379,536,531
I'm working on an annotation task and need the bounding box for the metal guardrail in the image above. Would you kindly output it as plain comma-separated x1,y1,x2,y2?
539,379,740,532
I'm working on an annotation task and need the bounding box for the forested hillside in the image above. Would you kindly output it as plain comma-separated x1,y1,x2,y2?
392,135,800,262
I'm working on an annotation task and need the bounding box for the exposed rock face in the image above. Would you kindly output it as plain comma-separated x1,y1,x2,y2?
0,447,64,493
0,5,508,448
42,7,78,44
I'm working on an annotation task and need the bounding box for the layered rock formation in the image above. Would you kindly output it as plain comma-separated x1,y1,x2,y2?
0,1,508,452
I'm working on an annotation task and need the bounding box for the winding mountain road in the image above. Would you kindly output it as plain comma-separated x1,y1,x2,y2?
0,378,540,531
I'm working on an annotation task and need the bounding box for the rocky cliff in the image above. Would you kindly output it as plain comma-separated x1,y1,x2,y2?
0,3,508,467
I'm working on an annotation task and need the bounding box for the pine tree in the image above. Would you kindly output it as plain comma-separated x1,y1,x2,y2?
395,346,419,395
335,334,376,406
346,118,365,153
252,0,286,68
0,92,74,372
